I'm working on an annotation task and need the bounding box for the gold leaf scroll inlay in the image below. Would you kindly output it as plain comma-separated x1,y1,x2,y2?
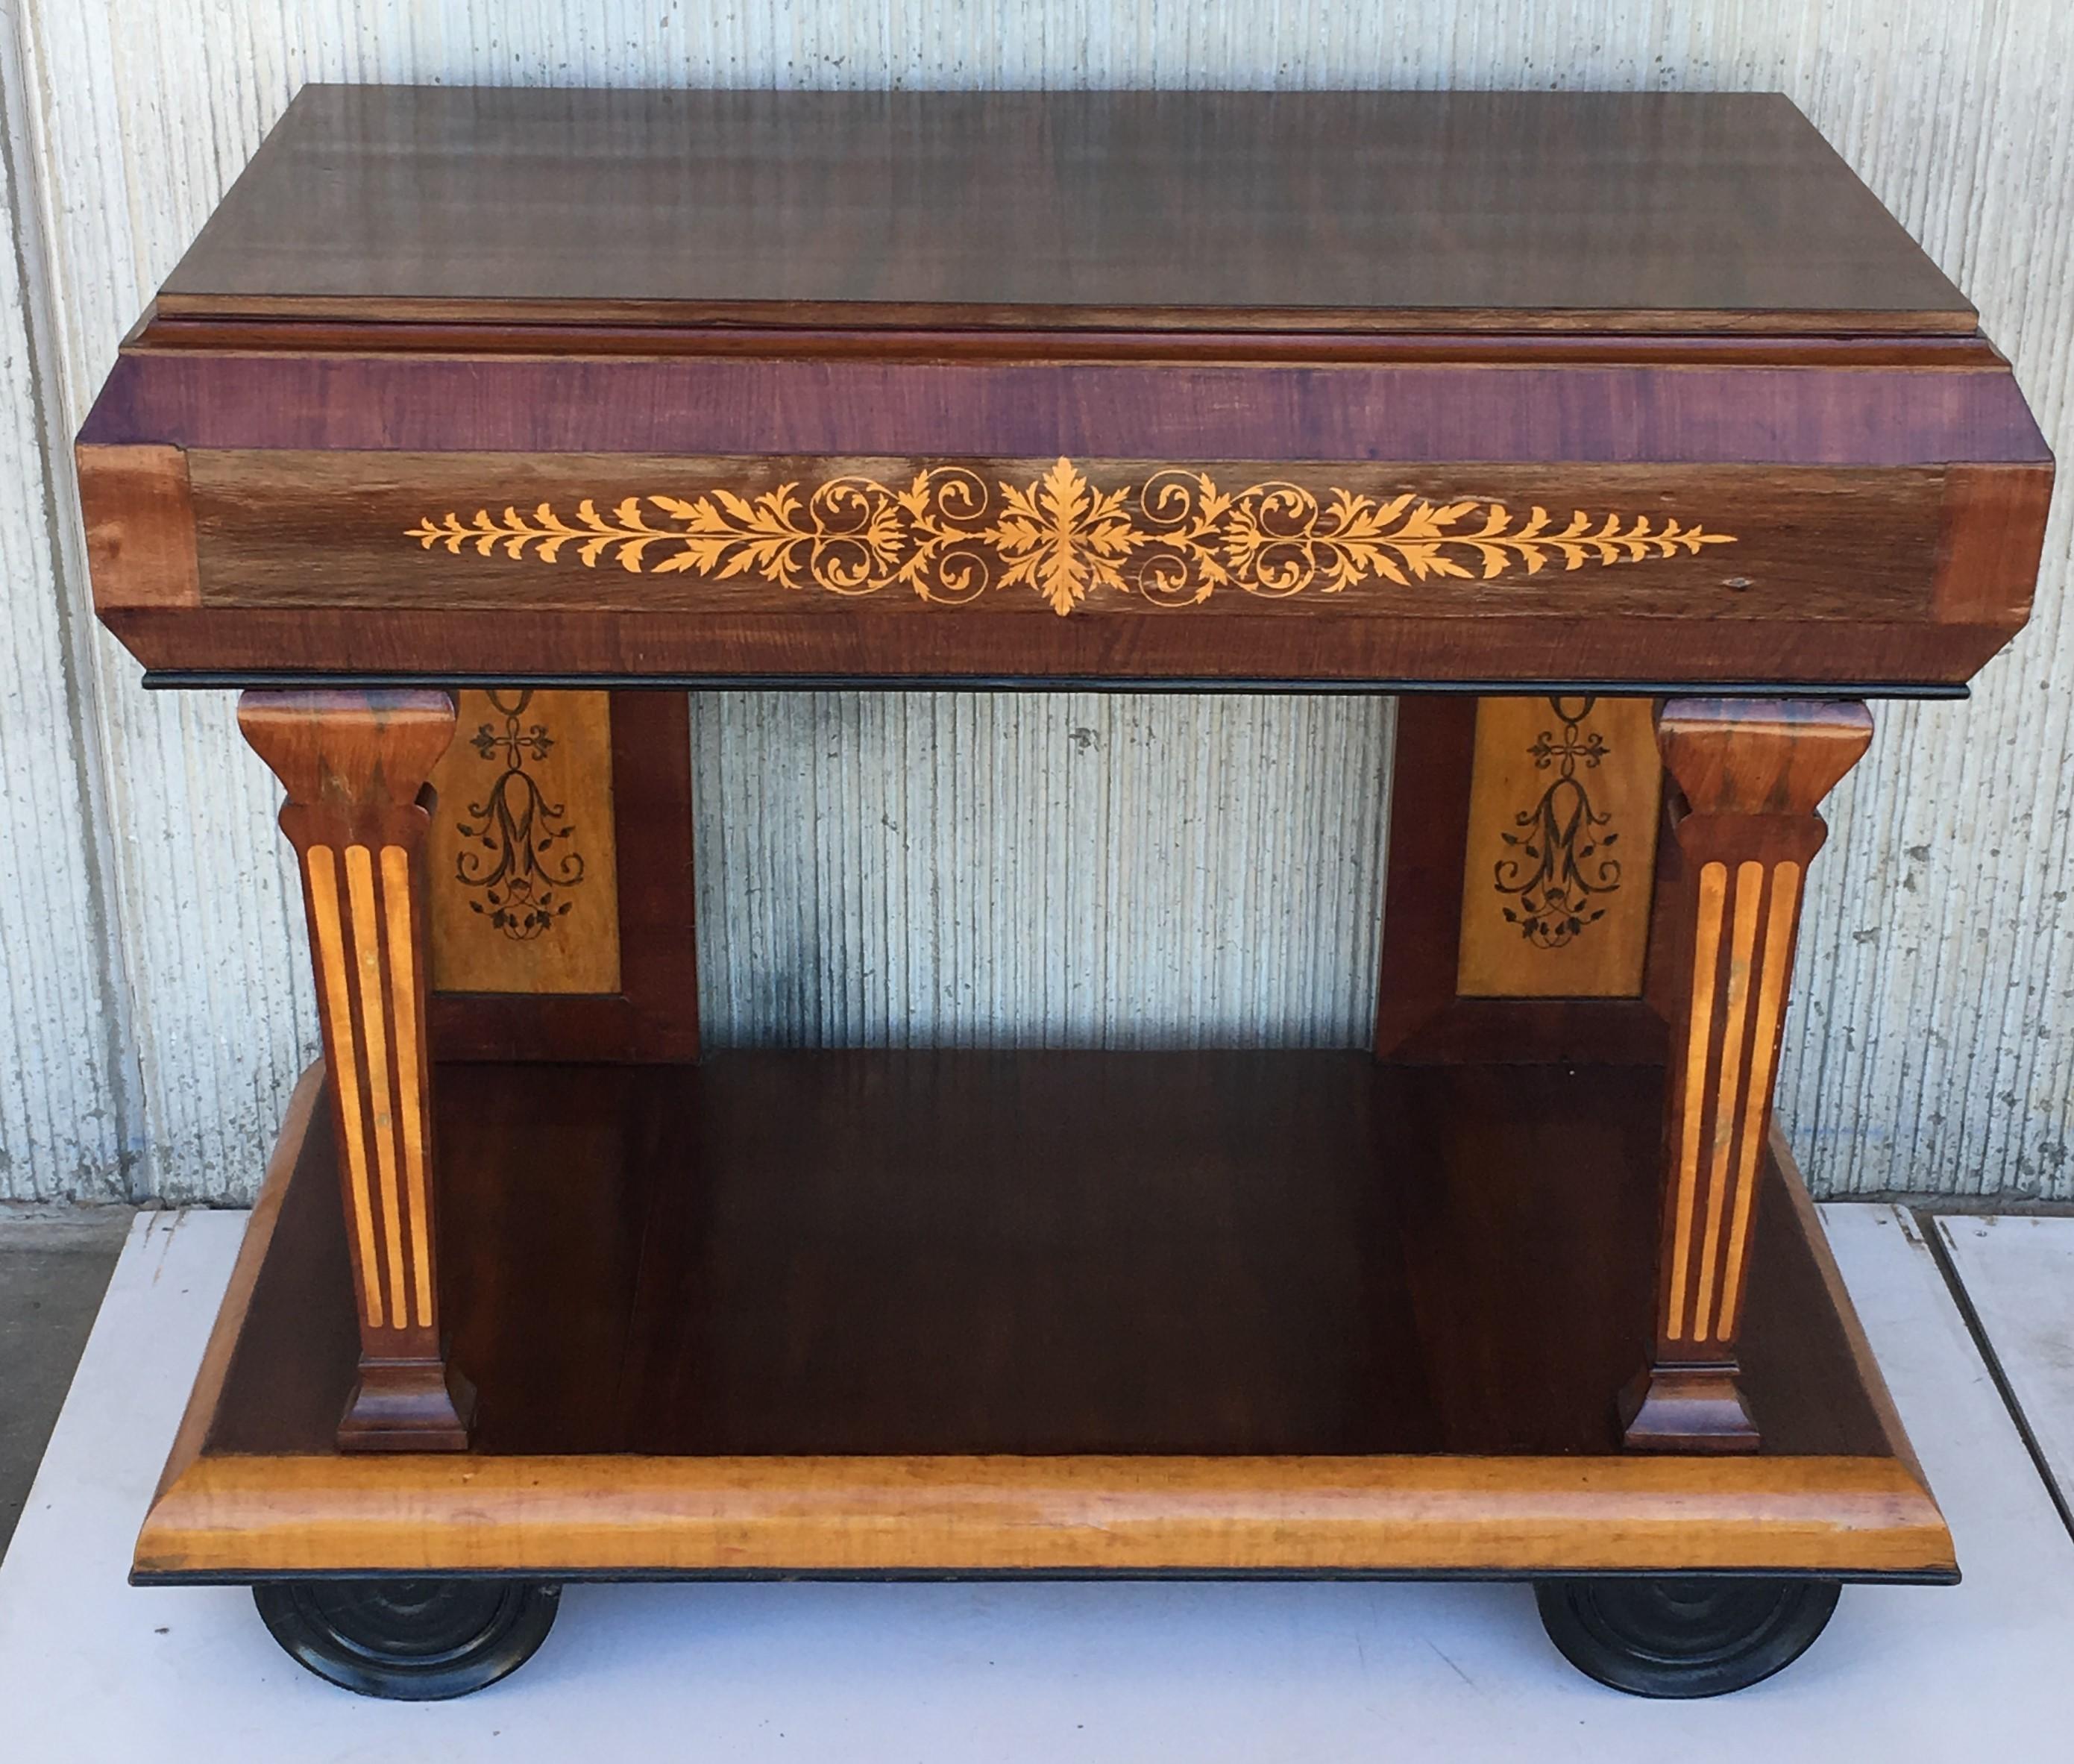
408,460,1736,618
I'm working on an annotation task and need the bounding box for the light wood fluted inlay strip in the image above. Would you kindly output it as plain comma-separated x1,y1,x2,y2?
1668,859,1728,1342
305,846,383,1330
1695,861,1766,1343
345,845,409,1328
380,844,434,1331
1720,861,1804,1339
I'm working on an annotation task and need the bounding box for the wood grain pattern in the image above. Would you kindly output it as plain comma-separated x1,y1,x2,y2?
237,688,471,1450
147,1063,324,1509
45,80,2016,1609
133,1050,1950,1580
102,601,2029,690
1660,698,1880,820
154,88,1974,334
81,340,2049,685
87,354,2049,465
1767,1124,1927,1485
1373,697,1668,1063
427,688,620,996
1932,462,2055,622
134,1451,1952,1579
133,318,2012,366
1626,699,1876,1451
73,442,197,607
201,1054,1879,1460
427,691,699,1062
1456,696,1662,998
182,451,1938,622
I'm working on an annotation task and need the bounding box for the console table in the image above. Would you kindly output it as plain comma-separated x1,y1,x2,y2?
78,86,2051,1701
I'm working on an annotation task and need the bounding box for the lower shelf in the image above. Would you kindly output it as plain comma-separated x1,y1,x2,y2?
136,1052,1952,1582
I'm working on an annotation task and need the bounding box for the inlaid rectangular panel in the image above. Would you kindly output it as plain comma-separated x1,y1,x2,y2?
427,688,621,995
425,692,699,1063
1371,699,1665,1064
183,451,1943,622
1455,696,1662,999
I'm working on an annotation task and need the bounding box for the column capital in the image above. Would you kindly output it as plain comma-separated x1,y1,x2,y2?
1656,698,1872,819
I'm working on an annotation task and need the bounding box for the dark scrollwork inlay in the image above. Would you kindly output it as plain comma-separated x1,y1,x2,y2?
1494,694,1622,949
454,689,586,941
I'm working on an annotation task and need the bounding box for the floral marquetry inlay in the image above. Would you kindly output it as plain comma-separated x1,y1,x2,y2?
406,459,1737,616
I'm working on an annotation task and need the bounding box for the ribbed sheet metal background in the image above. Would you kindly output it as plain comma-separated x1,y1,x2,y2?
0,1,2065,1203
689,691,1394,1052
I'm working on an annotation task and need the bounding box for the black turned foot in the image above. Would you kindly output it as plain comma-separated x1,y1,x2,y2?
254,1579,559,1699
1534,1577,1840,1698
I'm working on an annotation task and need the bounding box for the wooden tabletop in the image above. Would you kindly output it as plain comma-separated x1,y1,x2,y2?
157,86,1973,336
81,85,2047,691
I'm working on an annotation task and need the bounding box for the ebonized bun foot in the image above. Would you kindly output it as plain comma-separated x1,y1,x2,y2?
1534,1576,1841,1697
253,1578,559,1699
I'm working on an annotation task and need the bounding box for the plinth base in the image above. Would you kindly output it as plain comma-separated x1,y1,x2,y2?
1620,1368,1762,1454
136,1054,1952,1583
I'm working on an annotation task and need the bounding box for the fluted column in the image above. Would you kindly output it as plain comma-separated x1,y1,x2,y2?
240,688,472,1450
1622,697,1872,1451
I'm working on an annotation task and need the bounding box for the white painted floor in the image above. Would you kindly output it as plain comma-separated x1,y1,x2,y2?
1938,1215,2074,1513
1,1205,2070,1762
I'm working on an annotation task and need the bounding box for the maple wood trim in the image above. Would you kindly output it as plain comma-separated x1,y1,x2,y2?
427,690,700,1061
136,1449,1950,1580
238,691,472,1448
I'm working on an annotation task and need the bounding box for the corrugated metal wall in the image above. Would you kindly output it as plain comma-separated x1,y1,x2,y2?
690,692,1394,1052
0,1,2067,1205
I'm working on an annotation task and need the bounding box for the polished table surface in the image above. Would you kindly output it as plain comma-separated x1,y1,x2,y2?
156,87,1973,332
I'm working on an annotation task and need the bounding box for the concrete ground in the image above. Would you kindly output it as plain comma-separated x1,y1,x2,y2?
0,1211,133,1557
7,1203,2073,1760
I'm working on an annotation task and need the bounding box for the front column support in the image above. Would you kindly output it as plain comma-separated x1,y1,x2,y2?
1622,698,1873,1451
240,688,473,1451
